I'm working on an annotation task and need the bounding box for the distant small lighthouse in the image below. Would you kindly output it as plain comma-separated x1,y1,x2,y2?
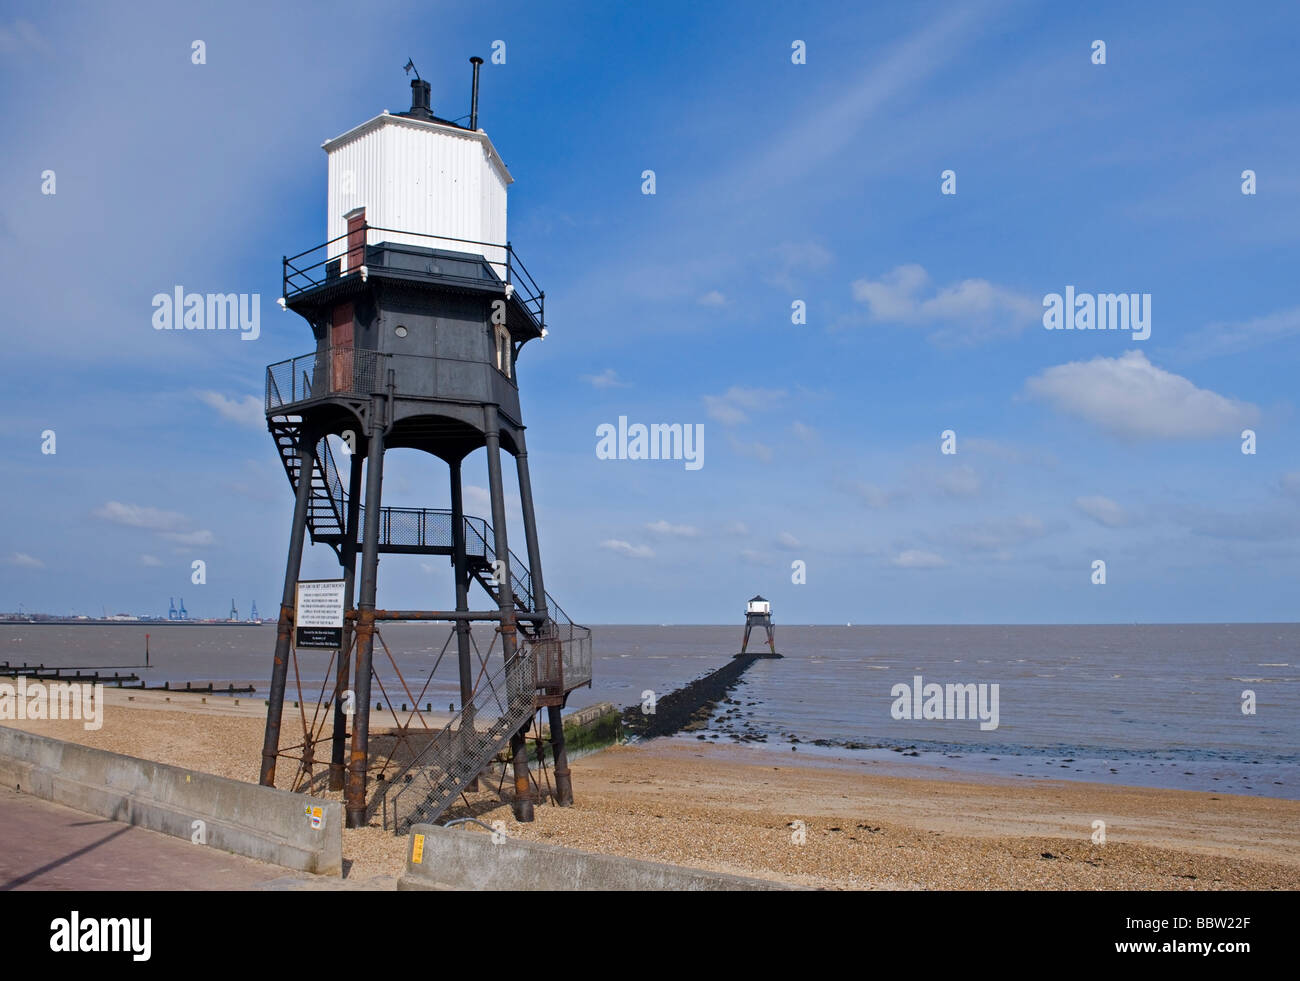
738,595,781,658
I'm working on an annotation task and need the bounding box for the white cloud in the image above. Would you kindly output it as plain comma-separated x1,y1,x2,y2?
776,531,801,550
1075,495,1128,527
1182,305,1300,360
727,435,773,463
646,520,699,538
464,485,517,512
697,290,727,307
0,19,51,55
933,515,1048,552
1025,351,1260,440
766,241,834,291
847,481,894,509
789,421,818,442
892,549,949,569
196,391,264,428
725,521,750,536
719,5,994,203
139,554,164,567
962,437,1058,469
704,399,747,426
582,368,630,389
938,464,981,498
9,552,44,569
94,501,191,533
600,539,654,559
163,530,216,546
94,501,213,547
851,264,1039,342
704,386,785,426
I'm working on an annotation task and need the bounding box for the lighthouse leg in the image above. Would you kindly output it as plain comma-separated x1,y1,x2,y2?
548,703,573,806
514,434,548,616
485,409,533,822
345,425,386,828
741,622,752,655
766,621,776,655
260,431,317,787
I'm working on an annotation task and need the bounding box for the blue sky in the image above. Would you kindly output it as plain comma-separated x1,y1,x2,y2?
2,0,1298,623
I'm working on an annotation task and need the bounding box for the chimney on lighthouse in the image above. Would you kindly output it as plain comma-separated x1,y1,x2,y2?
408,77,434,120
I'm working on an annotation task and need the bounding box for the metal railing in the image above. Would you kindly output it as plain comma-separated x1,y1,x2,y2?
265,348,384,412
532,619,593,694
282,223,545,329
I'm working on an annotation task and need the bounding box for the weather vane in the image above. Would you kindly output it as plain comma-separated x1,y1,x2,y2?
403,58,420,81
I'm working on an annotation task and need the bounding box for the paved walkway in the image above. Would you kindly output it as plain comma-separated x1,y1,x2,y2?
0,787,391,890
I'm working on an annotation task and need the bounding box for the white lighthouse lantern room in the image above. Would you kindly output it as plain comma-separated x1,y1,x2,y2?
323,69,510,274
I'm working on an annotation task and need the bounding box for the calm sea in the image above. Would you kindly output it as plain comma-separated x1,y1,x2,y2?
3,623,1296,798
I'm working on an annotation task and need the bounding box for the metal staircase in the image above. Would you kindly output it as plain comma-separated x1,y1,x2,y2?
270,417,346,539
269,415,592,828
379,642,538,831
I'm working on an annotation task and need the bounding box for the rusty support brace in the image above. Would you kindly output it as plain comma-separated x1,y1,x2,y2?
347,609,507,621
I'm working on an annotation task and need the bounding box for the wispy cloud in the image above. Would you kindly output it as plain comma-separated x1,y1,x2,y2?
789,422,818,442
0,18,52,55
727,434,774,463
1179,305,1300,360
892,549,949,569
845,480,897,509
646,520,699,538
851,264,1039,343
938,464,981,498
582,368,630,389
8,552,44,569
197,391,264,428
600,539,654,559
719,4,1000,203
93,501,214,548
766,241,834,292
704,386,785,426
94,502,191,533
930,514,1048,552
1075,495,1129,528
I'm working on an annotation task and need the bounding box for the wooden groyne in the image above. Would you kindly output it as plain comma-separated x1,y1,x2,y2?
0,664,254,694
0,663,141,686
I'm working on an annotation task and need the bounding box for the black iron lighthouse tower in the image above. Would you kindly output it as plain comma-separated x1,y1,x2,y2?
257,62,590,830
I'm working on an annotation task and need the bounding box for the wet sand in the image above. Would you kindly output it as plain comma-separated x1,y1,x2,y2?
2,688,1297,890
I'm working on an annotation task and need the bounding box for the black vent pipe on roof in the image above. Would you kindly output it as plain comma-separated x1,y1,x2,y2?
469,56,483,130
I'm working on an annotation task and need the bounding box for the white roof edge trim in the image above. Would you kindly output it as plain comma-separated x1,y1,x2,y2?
320,112,513,185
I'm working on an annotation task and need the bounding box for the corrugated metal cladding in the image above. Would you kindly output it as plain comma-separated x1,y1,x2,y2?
326,117,509,274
